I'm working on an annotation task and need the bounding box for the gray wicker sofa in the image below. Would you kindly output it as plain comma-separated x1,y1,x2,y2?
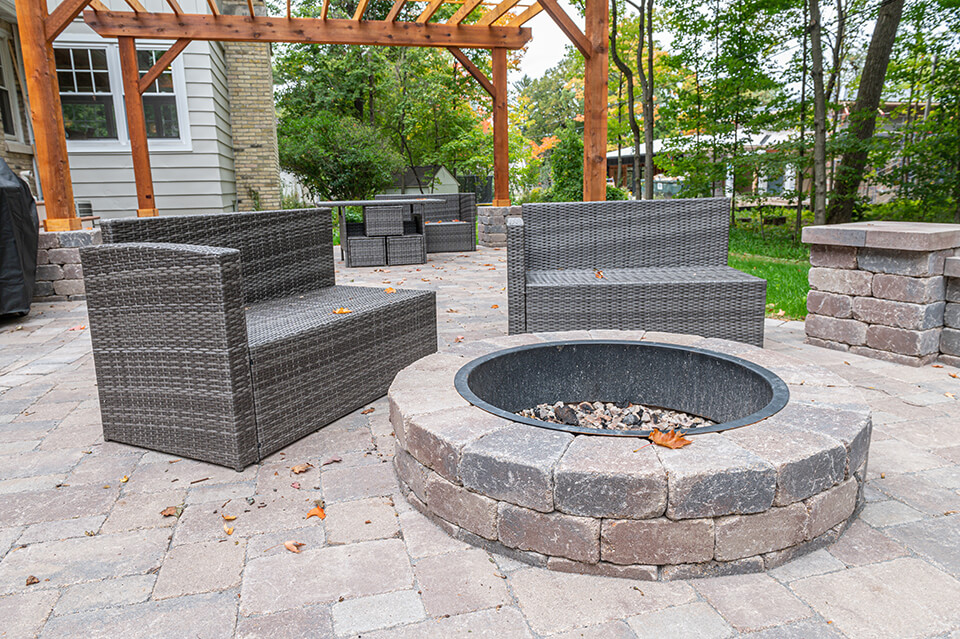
507,198,766,346
375,193,476,253
80,208,437,470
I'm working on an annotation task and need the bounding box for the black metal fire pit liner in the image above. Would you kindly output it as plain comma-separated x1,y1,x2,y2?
454,340,790,437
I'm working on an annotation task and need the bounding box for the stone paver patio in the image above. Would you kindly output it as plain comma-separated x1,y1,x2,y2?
1,246,959,639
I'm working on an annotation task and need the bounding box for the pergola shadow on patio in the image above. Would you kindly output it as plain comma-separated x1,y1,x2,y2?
1,251,960,638
18,0,610,231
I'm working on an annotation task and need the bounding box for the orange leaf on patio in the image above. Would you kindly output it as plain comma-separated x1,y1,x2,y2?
648,428,693,449
307,505,326,520
491,304,499,309
160,506,180,518
223,524,234,535
284,540,305,553
25,576,39,586
361,407,375,414
222,514,237,521
291,463,313,474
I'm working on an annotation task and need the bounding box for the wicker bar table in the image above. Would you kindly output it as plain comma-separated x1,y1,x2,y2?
323,198,440,267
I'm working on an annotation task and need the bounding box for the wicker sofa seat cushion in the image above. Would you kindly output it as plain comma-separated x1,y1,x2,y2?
526,265,759,287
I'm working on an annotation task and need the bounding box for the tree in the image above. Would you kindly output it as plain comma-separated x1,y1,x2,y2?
609,0,642,197
278,113,404,200
826,0,905,224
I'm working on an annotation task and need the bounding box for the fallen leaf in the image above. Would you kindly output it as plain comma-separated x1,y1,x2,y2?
332,307,352,314
322,456,342,466
291,463,313,474
291,482,300,489
25,576,39,586
222,514,237,521
932,364,944,368
84,530,96,537
595,269,604,279
454,336,465,343
948,393,957,399
950,373,958,379
361,407,375,415
648,428,693,449
491,304,499,309
120,475,129,483
223,524,234,536
777,309,786,317
446,308,459,313
284,540,306,553
306,505,326,520
68,325,86,331
383,287,397,294
160,506,181,518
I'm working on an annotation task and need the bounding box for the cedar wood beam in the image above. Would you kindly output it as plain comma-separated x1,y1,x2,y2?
447,0,483,25
45,0,94,42
508,3,542,26
138,38,191,93
84,11,533,49
447,46,494,97
386,0,407,21
538,0,590,57
416,0,445,23
476,0,520,26
118,36,158,216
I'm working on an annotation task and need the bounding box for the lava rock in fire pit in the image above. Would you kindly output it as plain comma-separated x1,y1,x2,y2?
516,401,714,432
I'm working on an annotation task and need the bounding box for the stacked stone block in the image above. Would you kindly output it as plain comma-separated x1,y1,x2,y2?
943,257,960,367
477,205,520,248
33,229,102,302
803,222,960,366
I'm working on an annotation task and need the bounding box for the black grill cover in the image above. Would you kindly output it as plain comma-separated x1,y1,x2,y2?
0,159,39,316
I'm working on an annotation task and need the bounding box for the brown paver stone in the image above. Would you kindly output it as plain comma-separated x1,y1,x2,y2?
498,502,600,563
791,557,960,639
101,489,187,534
826,520,907,567
424,472,498,539
601,517,714,565
236,606,334,639
886,514,960,577
240,538,413,615
694,573,813,632
321,461,397,502
626,601,735,639
715,503,808,561
398,509,470,558
324,496,399,545
404,406,510,482
413,547,511,616
362,606,533,639
153,539,246,599
54,574,155,615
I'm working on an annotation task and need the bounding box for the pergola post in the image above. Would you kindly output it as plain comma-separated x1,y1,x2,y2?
118,36,158,217
15,0,80,231
582,0,608,201
492,47,509,206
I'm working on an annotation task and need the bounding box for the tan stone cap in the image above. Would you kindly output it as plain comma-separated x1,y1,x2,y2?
946,256,960,278
802,221,960,251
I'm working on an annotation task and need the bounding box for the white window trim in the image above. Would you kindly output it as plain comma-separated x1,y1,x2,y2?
55,36,193,154
0,30,25,144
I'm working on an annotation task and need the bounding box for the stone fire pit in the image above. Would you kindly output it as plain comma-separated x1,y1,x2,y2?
389,331,872,580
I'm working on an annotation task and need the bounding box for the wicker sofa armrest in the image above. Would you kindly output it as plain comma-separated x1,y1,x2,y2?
80,242,258,470
507,217,526,334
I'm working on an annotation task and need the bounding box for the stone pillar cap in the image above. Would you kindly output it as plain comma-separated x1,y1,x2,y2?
802,221,960,251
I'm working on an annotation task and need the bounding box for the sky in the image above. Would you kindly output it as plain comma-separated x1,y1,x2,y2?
510,0,584,82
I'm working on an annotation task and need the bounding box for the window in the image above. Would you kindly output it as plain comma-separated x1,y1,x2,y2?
137,49,180,139
0,54,14,137
0,35,23,142
55,47,117,140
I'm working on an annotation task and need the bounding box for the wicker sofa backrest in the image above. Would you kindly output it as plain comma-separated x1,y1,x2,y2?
521,198,730,271
375,193,462,223
100,208,334,304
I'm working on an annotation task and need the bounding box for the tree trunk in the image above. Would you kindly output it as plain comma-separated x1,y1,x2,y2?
609,0,642,198
826,0,904,225
797,0,808,235
809,0,828,225
629,0,656,200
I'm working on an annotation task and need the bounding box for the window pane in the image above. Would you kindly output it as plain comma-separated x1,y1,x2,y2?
57,71,75,93
93,72,110,93
75,71,93,93
61,95,117,140
143,95,179,139
90,49,108,70
72,49,90,70
0,57,6,91
156,72,174,93
0,89,13,135
54,48,71,70
137,50,153,71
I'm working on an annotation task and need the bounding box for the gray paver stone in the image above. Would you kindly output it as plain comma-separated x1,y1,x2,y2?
546,557,658,580
236,606,334,639
853,297,945,330
872,273,945,303
857,247,950,276
413,548,511,616
805,477,859,539
695,573,812,632
404,406,510,482
324,497,400,545
657,434,775,519
942,327,960,356
715,503,808,560
332,590,426,635
866,324,941,356
805,314,868,345
424,472,498,539
498,502,600,563
626,601,735,639
945,303,960,329
806,291,853,318
554,436,667,518
808,267,873,296
948,277,960,302
54,575,156,615
660,556,765,580
601,517,714,565
459,425,572,512
393,449,428,502
809,245,858,269
765,404,872,479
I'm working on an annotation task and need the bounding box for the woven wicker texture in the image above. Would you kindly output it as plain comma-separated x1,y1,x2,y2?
84,209,438,469
375,192,477,252
508,199,766,346
365,206,405,237
345,237,387,267
387,234,426,265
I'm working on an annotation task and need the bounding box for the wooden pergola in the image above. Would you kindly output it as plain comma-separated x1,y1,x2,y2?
18,0,607,231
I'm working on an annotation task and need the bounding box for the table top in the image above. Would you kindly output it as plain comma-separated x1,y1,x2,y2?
318,198,443,207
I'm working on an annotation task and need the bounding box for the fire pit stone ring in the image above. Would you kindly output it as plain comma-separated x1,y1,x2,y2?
389,330,872,580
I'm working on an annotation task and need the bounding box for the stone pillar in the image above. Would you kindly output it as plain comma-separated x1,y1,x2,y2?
33,228,102,302
802,222,960,366
477,205,521,248
222,0,282,212
943,257,960,368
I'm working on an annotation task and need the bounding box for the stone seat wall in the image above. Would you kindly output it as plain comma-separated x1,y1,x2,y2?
802,222,960,367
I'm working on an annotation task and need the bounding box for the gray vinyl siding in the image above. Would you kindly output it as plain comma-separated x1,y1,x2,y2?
56,0,237,219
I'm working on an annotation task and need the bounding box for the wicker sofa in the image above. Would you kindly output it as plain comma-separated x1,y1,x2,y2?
81,208,437,470
507,198,766,346
375,192,476,253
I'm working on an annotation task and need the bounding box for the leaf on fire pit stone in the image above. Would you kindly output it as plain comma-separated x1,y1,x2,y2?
307,505,326,520
361,407,375,415
291,463,313,474
648,428,693,449
284,540,305,554
25,576,39,586
160,505,183,518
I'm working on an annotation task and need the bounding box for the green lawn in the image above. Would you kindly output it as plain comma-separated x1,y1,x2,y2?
728,218,810,319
